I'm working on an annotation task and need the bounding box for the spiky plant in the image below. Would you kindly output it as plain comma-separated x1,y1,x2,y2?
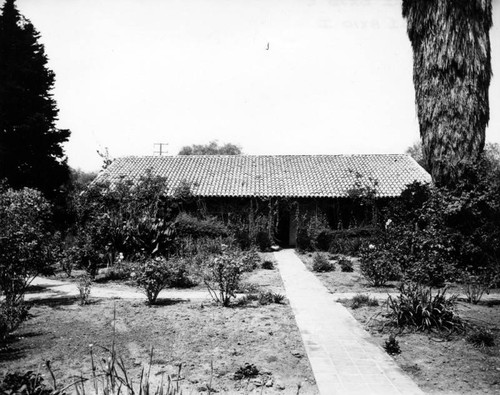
402,0,492,186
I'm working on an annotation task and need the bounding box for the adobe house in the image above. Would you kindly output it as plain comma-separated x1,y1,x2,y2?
95,154,431,246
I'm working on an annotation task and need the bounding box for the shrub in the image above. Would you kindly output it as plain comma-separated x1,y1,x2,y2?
258,291,286,305
460,267,499,305
359,244,400,286
312,253,335,272
237,281,260,294
351,294,379,309
384,334,401,355
203,247,244,307
234,363,259,380
386,282,463,332
166,257,196,288
77,274,92,305
241,249,260,272
0,300,29,341
131,258,172,304
262,260,274,270
338,258,354,272
0,371,55,395
316,230,335,251
255,231,272,252
466,327,495,348
175,213,229,240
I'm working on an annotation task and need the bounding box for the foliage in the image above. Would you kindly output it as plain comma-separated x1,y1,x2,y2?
402,0,492,186
384,334,401,355
338,258,353,272
255,230,272,252
175,212,228,240
0,299,29,341
165,257,196,288
233,363,259,380
460,267,498,305
178,140,242,155
296,211,330,252
258,291,285,305
131,258,172,304
359,244,400,286
0,371,60,395
312,253,335,272
351,294,379,309
466,327,495,348
203,246,246,307
386,282,463,332
261,260,274,270
326,227,382,256
405,141,426,170
0,187,55,307
0,0,70,204
77,274,92,305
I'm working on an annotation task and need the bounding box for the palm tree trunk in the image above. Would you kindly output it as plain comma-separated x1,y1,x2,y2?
402,0,492,186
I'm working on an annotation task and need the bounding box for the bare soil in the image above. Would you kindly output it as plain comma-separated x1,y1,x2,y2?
0,257,318,394
298,252,500,394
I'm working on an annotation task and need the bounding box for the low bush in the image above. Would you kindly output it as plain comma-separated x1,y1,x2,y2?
384,334,401,355
359,244,400,286
261,260,274,270
327,227,382,256
460,267,499,305
175,213,229,240
234,363,259,380
237,281,260,294
338,258,354,272
131,258,172,304
77,274,92,305
351,294,379,309
258,291,285,305
0,300,29,341
466,327,495,348
312,253,335,272
203,247,245,307
166,258,196,288
0,371,56,395
386,282,463,332
241,249,260,272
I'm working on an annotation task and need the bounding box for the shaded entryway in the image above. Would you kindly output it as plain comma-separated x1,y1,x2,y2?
274,249,424,395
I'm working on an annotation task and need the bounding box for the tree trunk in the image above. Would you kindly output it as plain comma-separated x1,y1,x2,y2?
402,0,492,186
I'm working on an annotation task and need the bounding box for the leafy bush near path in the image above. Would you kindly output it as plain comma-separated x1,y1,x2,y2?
312,253,335,272
359,244,400,286
386,282,463,332
131,258,173,304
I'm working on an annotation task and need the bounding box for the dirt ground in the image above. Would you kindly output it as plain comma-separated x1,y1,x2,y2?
299,252,500,394
0,256,318,394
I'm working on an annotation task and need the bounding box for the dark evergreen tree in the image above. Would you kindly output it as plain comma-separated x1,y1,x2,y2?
0,0,70,201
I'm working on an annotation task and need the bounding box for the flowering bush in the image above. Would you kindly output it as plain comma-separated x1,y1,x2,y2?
359,244,400,286
203,247,245,307
131,258,172,304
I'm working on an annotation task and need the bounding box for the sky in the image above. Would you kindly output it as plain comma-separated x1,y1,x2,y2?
12,0,500,172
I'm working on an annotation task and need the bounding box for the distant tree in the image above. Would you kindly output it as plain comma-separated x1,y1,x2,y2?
178,140,242,155
402,0,492,187
0,0,70,201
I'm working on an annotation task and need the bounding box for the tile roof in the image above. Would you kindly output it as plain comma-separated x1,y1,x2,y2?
95,154,431,198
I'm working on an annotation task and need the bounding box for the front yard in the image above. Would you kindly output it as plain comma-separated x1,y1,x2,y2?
0,257,318,394
299,252,500,394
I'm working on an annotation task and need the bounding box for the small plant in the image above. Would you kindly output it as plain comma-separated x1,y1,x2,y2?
386,282,463,332
384,334,401,355
338,258,354,272
258,291,285,305
359,244,400,286
234,363,259,380
77,274,92,305
467,327,495,348
237,281,260,294
131,258,172,304
351,294,379,309
203,247,244,307
312,253,335,272
460,267,498,305
0,371,57,395
262,260,274,270
0,300,30,341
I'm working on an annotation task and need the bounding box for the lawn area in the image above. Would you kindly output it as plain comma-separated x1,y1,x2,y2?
299,252,500,394
0,255,318,394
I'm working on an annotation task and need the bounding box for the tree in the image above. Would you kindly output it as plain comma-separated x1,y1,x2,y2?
405,141,426,170
178,140,242,155
0,0,70,201
402,1,492,187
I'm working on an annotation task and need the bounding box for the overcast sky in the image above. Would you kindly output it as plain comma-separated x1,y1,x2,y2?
13,0,500,172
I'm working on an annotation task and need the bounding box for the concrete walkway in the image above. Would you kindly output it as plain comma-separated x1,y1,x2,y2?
275,249,424,395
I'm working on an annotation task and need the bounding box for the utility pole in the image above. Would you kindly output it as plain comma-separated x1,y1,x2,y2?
153,143,169,156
